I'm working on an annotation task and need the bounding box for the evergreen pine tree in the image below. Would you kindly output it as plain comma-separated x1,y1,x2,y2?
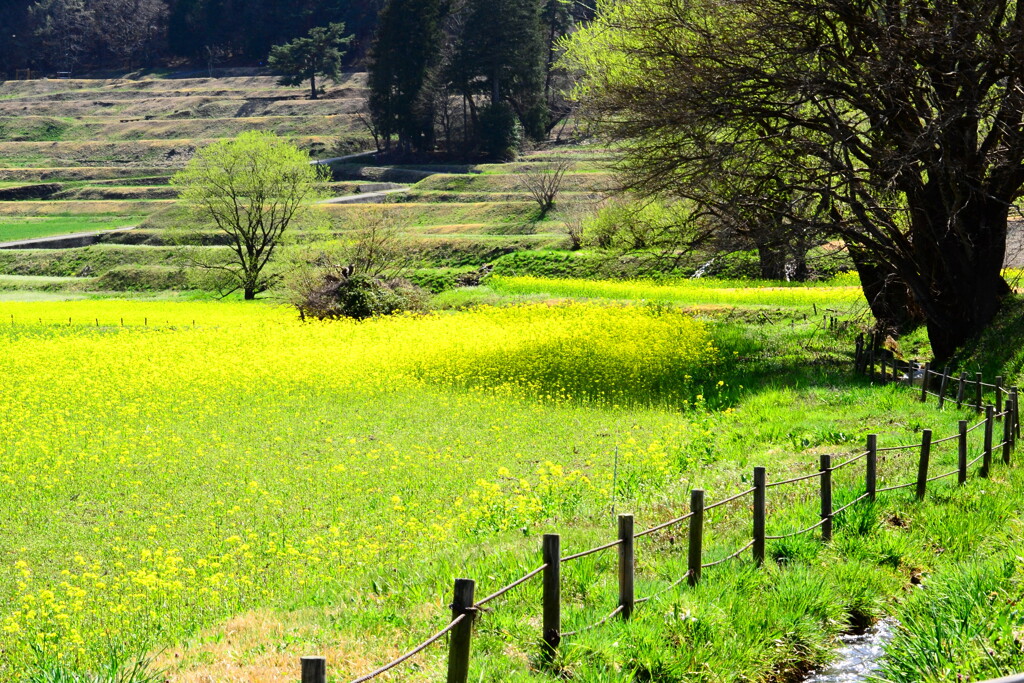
268,22,352,100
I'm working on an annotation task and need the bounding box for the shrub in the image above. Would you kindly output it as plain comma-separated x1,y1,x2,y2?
409,269,459,293
583,198,687,250
294,273,428,320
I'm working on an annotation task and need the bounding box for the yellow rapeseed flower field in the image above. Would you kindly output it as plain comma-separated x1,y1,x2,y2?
490,275,867,306
0,300,726,675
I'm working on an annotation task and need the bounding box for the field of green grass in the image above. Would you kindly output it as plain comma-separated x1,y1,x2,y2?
3,289,1024,682
0,215,146,242
7,70,1024,682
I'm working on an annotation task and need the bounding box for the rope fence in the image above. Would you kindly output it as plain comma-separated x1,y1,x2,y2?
294,337,1022,683
473,564,547,608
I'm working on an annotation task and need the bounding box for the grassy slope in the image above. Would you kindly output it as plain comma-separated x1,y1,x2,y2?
0,216,146,242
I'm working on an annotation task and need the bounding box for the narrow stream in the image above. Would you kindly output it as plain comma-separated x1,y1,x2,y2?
802,619,897,682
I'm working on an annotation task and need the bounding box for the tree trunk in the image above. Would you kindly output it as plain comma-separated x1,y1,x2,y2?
756,242,787,280
847,193,1011,361
902,196,1011,361
244,287,256,300
850,249,925,337
310,73,318,100
790,252,809,282
791,231,810,282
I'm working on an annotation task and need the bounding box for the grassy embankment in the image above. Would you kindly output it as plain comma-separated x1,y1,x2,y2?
4,286,1024,681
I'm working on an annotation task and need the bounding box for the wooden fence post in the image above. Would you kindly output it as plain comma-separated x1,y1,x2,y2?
855,335,863,374
916,429,932,500
542,534,560,658
300,657,326,683
905,360,914,388
753,467,766,567
1012,387,1020,438
956,372,967,409
618,514,634,620
997,376,1005,416
958,420,968,484
820,455,832,542
1009,397,1018,452
938,367,951,408
866,434,877,501
1004,405,1013,466
447,578,476,683
982,405,994,478
688,489,704,586
868,334,877,380
921,362,931,402
975,373,984,412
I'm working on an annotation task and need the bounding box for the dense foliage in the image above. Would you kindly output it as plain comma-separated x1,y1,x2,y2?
0,0,381,74
367,0,588,159
564,0,1024,359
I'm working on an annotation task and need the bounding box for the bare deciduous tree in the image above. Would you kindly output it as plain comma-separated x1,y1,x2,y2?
343,206,414,278
90,0,167,69
557,201,589,250
517,158,573,216
29,0,94,72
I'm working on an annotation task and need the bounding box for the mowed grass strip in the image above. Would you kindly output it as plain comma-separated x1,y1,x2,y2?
0,115,366,142
0,201,172,217
491,275,866,306
0,137,339,168
413,172,615,193
0,216,147,243
322,201,547,226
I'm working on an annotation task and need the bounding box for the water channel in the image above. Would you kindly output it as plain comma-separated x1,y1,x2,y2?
802,619,897,683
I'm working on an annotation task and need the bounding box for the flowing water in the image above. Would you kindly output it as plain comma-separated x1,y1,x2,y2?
802,619,897,683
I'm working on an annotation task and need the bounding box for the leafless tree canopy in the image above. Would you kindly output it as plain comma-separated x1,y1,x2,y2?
343,206,414,278
571,0,1024,359
518,158,574,215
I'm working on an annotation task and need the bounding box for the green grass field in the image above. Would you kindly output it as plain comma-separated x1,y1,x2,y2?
2,293,1024,681
0,216,147,243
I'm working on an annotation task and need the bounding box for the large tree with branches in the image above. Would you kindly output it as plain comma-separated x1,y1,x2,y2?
565,0,1024,360
171,131,326,300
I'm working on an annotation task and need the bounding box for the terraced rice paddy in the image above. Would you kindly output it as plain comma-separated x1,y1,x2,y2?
0,72,373,267
0,71,613,295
